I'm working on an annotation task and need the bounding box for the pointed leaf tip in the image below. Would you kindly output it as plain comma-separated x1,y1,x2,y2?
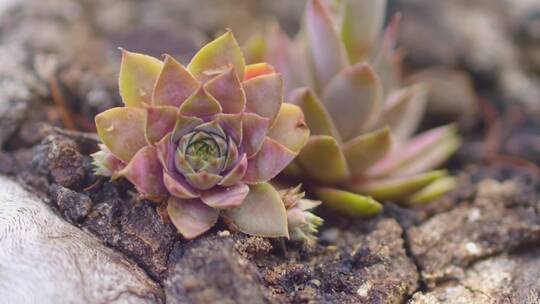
188,31,246,82
119,49,163,107
315,187,382,217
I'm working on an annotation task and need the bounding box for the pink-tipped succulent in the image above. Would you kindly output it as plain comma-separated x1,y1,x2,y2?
280,185,323,244
245,0,460,216
92,31,311,239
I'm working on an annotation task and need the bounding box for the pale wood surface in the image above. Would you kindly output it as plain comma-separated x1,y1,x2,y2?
0,176,163,304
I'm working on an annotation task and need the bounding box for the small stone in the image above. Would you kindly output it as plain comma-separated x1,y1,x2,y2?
218,230,230,237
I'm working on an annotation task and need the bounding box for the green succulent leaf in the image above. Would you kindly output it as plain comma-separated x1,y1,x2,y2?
288,87,341,140
349,170,448,201
297,135,350,184
188,30,245,82
315,187,382,217
341,0,387,63
118,49,163,107
167,197,219,240
406,176,457,206
95,107,147,162
342,127,392,176
225,182,289,238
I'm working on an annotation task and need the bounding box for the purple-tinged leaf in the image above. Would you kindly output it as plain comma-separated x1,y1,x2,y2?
243,73,283,124
305,0,348,90
163,171,199,199
152,55,199,107
185,171,222,190
225,182,288,237
179,86,222,117
145,105,178,145
205,66,246,113
118,146,167,201
95,107,147,162
167,197,219,239
243,137,296,184
244,63,275,81
241,113,270,157
219,153,248,187
201,183,249,209
217,113,243,144
171,114,204,142
321,63,382,141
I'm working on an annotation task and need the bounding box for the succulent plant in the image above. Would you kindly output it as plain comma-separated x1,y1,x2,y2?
92,31,311,239
280,185,323,244
245,0,460,216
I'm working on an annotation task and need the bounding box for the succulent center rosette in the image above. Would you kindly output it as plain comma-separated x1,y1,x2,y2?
92,31,310,239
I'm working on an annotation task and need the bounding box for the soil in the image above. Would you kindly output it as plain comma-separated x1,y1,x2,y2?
1,0,540,303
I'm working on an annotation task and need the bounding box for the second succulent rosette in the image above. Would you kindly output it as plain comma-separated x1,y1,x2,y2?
93,31,310,239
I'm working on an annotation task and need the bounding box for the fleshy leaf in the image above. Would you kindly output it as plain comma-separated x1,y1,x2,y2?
205,66,246,113
267,103,310,153
341,0,387,63
188,31,245,82
348,170,448,201
152,55,199,107
163,171,199,199
244,63,275,81
185,171,222,190
288,87,341,140
406,176,457,206
91,144,125,178
201,183,249,209
145,105,178,144
243,73,283,124
95,107,147,162
217,113,243,144
342,127,392,176
243,137,296,184
321,63,382,141
297,135,350,184
315,187,382,217
241,113,270,157
225,182,288,237
119,49,163,107
171,115,204,142
167,197,219,239
366,124,457,178
179,86,222,117
389,84,429,142
219,154,248,187
118,146,167,201
305,0,348,90
376,86,414,129
224,137,239,170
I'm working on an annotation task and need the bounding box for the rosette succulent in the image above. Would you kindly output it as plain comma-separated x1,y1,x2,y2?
92,31,310,239
245,0,460,216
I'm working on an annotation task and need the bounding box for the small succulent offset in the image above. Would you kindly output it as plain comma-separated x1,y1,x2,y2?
280,185,323,244
92,31,311,239
245,0,460,216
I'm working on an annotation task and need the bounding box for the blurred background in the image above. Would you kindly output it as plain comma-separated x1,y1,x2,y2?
0,0,539,168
